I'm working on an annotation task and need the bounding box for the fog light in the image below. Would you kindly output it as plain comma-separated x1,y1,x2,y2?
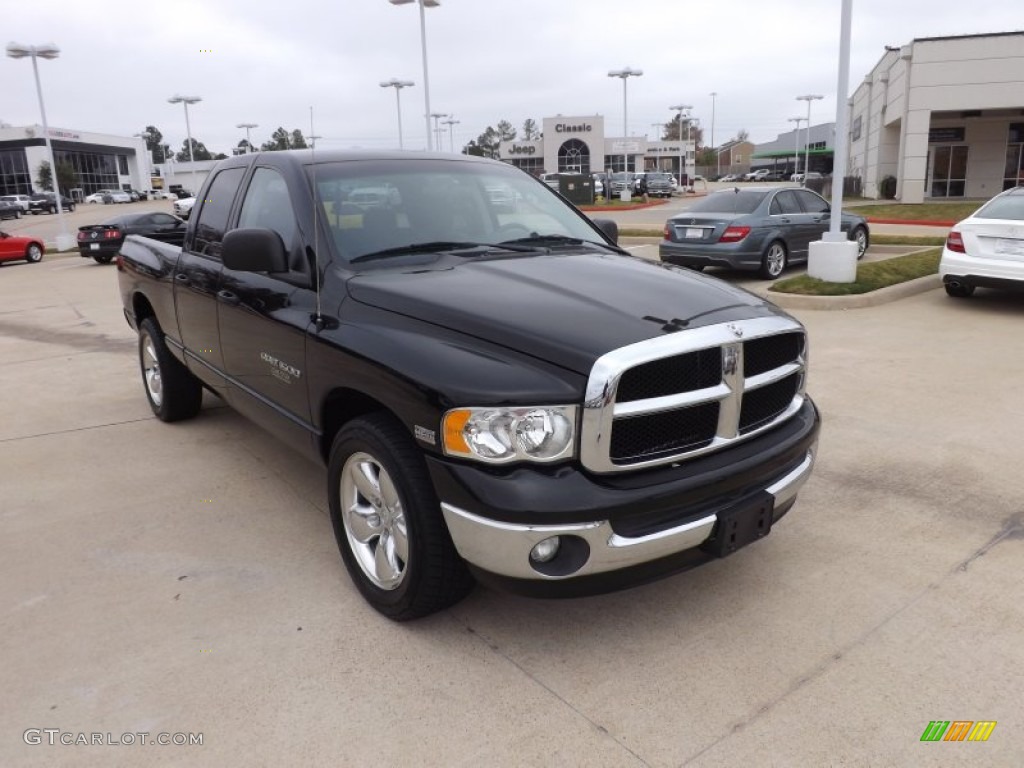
529,536,561,563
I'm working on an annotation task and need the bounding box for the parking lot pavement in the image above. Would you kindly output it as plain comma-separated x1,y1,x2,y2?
2,257,1023,766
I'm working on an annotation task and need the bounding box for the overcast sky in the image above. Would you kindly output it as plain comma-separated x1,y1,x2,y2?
4,1,1021,155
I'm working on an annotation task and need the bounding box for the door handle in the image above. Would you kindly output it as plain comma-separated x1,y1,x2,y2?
174,273,190,285
217,290,240,306
780,217,791,223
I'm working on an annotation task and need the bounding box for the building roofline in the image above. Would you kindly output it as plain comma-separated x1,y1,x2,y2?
912,30,1024,44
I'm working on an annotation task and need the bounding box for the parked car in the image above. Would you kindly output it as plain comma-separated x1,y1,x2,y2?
77,211,187,264
149,190,176,200
172,197,197,219
0,229,44,264
539,173,561,190
29,192,75,214
0,200,23,220
744,169,770,182
608,171,635,197
763,171,788,182
940,185,1024,297
1,194,33,212
644,172,675,198
659,186,870,278
116,150,820,620
790,172,804,183
718,173,739,182
86,189,130,204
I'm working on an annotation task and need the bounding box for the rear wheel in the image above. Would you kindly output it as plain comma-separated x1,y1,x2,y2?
328,414,473,620
25,244,43,263
851,226,869,259
759,240,787,279
138,317,203,422
93,254,113,264
944,282,975,298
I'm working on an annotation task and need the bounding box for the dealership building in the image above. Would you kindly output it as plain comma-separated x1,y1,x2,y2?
849,31,1024,202
0,124,153,199
498,115,696,178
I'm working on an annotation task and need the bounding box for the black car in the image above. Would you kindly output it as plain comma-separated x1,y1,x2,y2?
660,186,870,278
0,200,23,220
29,192,76,214
77,212,187,264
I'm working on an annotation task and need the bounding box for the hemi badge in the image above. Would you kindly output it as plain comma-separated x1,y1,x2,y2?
414,426,436,445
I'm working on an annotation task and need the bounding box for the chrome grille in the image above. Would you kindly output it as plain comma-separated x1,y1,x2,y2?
580,316,807,473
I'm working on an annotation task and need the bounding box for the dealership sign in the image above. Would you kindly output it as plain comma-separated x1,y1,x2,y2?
507,144,537,155
555,123,593,133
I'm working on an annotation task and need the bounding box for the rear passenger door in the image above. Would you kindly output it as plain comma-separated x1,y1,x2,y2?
794,189,833,247
174,166,246,393
768,189,813,259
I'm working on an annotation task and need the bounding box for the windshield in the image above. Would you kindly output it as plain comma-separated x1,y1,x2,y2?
312,159,607,262
688,190,768,214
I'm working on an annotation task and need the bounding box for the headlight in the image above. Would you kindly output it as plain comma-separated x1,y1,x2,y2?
442,405,576,464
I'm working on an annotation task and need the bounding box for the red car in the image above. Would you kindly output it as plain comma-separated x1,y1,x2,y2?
0,229,44,265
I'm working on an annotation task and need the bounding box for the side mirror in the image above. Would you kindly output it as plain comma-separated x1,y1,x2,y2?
592,218,619,245
222,228,289,273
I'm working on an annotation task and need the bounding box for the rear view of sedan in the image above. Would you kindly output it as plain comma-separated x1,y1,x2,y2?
659,187,869,279
940,186,1024,297
77,212,187,264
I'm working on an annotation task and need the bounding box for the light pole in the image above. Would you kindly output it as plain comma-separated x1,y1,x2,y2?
236,122,257,153
308,134,322,150
429,112,448,151
379,78,414,149
6,42,74,251
796,94,823,186
168,95,201,194
787,117,805,178
389,0,440,151
669,104,692,185
608,67,643,171
709,91,718,176
442,117,459,153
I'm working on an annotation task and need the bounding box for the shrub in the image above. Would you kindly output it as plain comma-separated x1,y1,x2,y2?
880,175,897,199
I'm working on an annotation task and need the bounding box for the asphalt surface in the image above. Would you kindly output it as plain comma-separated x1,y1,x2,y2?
2,245,1022,766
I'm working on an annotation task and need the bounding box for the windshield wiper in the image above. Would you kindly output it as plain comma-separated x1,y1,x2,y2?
351,241,540,263
498,234,618,251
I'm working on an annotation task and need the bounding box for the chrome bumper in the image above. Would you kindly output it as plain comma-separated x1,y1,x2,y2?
441,448,815,581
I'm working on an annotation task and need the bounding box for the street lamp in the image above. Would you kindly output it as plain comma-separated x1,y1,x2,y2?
389,0,440,151
442,117,459,153
796,94,823,186
236,122,257,153
379,79,414,149
6,42,74,251
669,104,692,186
709,91,718,176
608,67,643,171
787,117,805,178
168,95,201,195
429,112,448,152
308,134,322,150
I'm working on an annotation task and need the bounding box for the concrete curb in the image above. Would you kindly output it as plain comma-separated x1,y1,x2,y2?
866,217,954,227
765,274,941,310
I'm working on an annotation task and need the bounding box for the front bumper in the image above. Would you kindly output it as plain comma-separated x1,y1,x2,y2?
432,398,819,596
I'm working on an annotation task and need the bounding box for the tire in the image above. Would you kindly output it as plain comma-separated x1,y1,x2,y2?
25,244,43,263
15,210,21,219
759,240,788,279
944,282,975,298
328,414,473,620
138,317,203,422
851,226,869,260
93,254,113,265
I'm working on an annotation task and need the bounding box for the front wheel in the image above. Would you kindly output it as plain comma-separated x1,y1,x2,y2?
138,318,203,422
93,254,113,264
851,226,869,260
759,240,788,279
25,244,43,263
328,414,473,620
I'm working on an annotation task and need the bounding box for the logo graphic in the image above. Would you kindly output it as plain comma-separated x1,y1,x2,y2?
920,721,996,742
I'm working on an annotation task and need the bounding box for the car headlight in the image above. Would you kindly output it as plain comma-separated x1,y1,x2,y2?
442,406,576,464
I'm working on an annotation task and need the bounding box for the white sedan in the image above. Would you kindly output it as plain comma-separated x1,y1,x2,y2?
85,190,132,204
940,186,1024,297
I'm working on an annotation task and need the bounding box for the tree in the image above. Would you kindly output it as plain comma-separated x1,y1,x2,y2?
143,125,166,162
661,119,704,146
290,129,308,149
212,153,228,160
696,148,717,167
36,160,53,191
237,139,254,153
176,138,213,161
522,119,539,140
736,128,750,142
56,160,77,193
496,119,516,142
461,140,487,157
260,127,308,152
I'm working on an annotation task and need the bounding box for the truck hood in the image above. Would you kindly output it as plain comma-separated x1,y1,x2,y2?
346,251,779,374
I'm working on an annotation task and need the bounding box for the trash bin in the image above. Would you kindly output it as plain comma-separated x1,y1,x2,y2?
557,174,594,206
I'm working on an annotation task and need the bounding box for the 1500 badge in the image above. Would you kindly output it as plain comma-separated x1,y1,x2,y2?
260,352,302,384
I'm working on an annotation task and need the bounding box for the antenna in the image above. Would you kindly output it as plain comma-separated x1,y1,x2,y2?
309,105,323,327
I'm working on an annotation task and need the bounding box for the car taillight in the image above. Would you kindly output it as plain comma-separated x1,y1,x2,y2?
104,229,120,239
719,225,751,243
77,231,87,241
663,224,671,240
945,231,966,253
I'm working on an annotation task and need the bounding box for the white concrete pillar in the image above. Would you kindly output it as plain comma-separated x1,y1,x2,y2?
808,232,859,283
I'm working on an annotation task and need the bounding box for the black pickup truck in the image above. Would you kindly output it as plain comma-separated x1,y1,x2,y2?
116,150,820,620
